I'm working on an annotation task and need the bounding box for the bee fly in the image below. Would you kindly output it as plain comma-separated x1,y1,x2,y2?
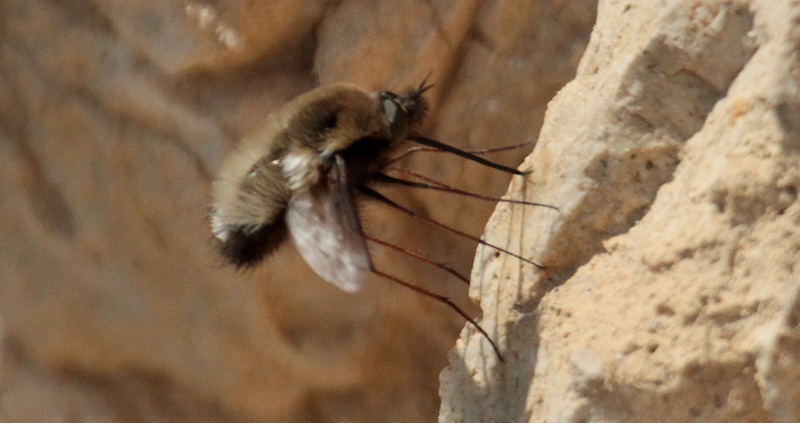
210,80,556,361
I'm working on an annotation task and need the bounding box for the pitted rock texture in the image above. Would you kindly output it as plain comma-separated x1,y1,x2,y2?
0,0,596,422
440,1,800,422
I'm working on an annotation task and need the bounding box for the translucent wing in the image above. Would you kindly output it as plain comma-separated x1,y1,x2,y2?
285,155,373,292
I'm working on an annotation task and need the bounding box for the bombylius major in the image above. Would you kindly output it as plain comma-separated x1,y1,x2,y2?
210,80,554,360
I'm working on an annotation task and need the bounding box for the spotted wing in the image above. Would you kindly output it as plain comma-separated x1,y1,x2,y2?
285,155,373,292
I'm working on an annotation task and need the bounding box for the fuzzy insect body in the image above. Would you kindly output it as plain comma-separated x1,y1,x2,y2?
210,82,428,291
208,80,553,361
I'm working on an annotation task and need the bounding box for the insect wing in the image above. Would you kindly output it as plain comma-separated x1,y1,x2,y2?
285,155,373,292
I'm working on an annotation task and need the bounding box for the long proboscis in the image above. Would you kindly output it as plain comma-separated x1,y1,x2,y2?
408,134,529,176
390,141,533,163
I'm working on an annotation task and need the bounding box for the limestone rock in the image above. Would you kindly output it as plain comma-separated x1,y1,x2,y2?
441,0,800,422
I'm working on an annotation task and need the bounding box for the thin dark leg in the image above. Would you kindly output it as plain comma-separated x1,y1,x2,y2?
386,166,451,187
357,186,545,270
371,268,504,361
374,172,559,212
365,235,470,284
409,134,530,176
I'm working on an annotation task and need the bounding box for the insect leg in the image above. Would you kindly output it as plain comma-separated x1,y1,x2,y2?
365,235,469,284
373,172,559,212
370,268,504,362
356,186,545,270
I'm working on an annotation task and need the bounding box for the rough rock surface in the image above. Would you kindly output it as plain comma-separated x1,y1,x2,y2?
0,0,595,422
440,0,800,422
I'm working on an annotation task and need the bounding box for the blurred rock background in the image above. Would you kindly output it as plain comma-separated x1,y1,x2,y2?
0,0,596,422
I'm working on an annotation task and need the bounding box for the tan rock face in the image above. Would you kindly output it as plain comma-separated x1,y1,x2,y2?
440,0,800,422
0,0,595,422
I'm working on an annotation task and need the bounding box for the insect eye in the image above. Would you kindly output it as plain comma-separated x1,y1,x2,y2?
380,92,401,126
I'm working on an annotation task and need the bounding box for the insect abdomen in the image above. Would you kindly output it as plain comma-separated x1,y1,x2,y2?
211,155,292,267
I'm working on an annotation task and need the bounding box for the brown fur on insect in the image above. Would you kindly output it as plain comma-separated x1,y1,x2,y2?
209,80,551,362
210,82,430,291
